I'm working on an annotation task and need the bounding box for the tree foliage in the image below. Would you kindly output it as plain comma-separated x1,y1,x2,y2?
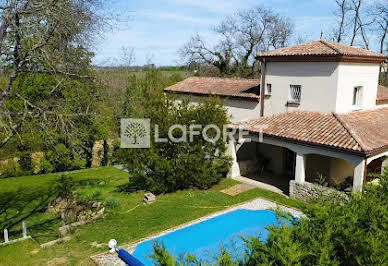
116,70,231,194
0,0,105,149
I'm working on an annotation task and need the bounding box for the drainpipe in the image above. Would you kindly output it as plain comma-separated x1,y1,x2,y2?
260,58,267,117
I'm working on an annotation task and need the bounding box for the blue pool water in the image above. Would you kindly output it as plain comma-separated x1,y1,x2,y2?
132,209,279,265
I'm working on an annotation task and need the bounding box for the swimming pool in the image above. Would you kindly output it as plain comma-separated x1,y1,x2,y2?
132,209,280,265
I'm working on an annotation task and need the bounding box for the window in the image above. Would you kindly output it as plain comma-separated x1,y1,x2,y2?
266,83,272,95
290,85,302,102
353,86,362,107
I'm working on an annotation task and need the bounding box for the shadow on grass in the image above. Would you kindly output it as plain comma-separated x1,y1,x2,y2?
0,185,59,234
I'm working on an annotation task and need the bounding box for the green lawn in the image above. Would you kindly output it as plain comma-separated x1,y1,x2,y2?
0,167,305,265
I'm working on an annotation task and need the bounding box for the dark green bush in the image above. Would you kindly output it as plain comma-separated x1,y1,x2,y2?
39,144,85,173
104,196,121,209
56,174,75,198
117,70,231,194
18,153,33,173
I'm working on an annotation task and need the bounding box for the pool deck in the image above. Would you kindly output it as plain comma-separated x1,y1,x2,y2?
90,198,303,265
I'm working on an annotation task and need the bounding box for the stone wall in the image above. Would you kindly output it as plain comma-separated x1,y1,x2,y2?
290,180,345,202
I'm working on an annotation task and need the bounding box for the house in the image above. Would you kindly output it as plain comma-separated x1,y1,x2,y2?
164,77,261,123
164,39,388,198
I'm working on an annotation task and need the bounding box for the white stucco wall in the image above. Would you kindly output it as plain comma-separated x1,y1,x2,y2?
335,63,380,113
264,62,339,115
174,95,260,123
330,157,355,183
263,61,380,115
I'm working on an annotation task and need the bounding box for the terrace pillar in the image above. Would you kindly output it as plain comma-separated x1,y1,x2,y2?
295,153,306,183
227,140,240,178
382,157,388,175
353,160,366,192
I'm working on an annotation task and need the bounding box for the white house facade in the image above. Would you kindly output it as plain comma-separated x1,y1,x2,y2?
164,76,261,123
164,39,388,199
263,61,381,115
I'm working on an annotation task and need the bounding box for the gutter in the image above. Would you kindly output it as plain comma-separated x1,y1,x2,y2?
259,58,266,117
163,90,260,102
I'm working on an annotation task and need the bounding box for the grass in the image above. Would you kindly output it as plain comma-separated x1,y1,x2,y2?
0,167,306,265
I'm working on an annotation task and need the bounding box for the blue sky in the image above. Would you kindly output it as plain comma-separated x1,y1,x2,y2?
93,0,337,66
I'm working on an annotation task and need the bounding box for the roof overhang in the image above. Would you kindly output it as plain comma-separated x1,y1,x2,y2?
164,89,260,102
376,99,388,105
255,55,387,64
231,126,388,159
240,128,368,157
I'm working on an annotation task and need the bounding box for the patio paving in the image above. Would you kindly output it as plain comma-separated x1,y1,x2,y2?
232,175,289,196
220,183,256,196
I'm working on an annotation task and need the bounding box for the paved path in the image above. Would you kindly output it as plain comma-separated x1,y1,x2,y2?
232,176,286,196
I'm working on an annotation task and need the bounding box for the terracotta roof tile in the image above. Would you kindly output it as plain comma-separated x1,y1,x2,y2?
164,77,260,101
337,108,388,154
232,108,388,156
259,39,387,59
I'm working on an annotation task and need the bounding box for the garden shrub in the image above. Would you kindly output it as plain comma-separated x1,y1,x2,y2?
39,144,85,173
77,188,103,201
117,70,231,194
0,159,25,178
105,196,121,209
18,153,33,173
119,99,231,194
56,174,75,199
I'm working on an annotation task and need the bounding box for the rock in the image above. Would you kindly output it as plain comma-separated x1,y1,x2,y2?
59,226,70,238
92,201,102,208
289,180,347,202
144,192,156,204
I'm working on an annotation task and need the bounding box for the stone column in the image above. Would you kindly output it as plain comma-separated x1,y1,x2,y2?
353,160,365,192
226,140,240,178
295,153,306,183
382,157,388,175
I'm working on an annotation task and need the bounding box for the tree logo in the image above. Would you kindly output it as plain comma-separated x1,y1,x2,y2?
121,119,150,148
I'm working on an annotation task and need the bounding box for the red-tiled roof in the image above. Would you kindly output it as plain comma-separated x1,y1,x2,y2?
377,85,388,105
232,108,388,156
337,108,388,154
258,39,387,59
164,77,260,101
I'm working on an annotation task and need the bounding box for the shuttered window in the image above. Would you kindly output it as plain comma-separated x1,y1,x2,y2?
290,85,301,102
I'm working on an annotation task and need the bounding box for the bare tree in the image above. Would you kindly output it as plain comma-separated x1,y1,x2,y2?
0,0,105,149
330,0,383,50
348,0,374,48
180,6,294,77
332,0,350,42
349,0,362,46
121,46,136,68
374,2,388,54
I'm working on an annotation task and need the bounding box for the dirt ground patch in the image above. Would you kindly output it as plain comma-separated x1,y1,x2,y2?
46,257,69,265
220,183,256,196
